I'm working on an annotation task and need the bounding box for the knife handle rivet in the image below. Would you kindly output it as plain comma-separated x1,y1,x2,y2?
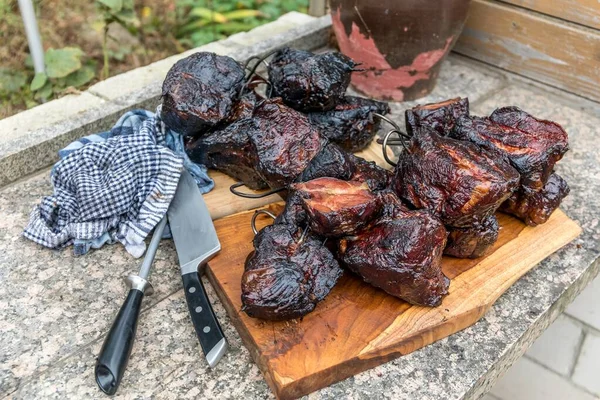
189,287,196,293
195,306,203,313
203,326,211,333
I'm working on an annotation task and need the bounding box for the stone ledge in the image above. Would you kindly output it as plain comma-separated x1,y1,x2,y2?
0,13,331,188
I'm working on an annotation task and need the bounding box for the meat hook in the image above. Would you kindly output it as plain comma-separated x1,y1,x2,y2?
251,209,277,235
373,113,411,166
230,182,285,199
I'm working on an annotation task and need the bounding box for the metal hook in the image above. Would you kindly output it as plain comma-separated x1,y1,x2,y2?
381,129,410,167
373,113,411,139
298,225,310,244
230,182,285,199
251,209,277,235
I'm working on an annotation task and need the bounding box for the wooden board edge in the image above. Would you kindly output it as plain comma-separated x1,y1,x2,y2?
205,266,285,398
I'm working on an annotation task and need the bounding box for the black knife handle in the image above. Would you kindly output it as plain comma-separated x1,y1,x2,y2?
95,289,144,395
182,271,228,367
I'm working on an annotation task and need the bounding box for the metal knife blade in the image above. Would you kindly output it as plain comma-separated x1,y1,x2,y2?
168,170,221,274
168,170,228,368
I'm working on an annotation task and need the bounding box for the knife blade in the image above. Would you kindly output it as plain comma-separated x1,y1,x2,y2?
167,170,228,368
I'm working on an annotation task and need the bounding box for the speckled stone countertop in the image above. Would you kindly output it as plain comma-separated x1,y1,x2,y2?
2,54,599,400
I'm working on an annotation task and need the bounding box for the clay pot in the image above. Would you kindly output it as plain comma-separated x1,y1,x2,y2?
330,0,471,101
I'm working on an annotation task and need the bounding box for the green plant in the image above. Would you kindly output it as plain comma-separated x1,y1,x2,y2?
95,0,141,78
29,47,97,101
175,0,309,48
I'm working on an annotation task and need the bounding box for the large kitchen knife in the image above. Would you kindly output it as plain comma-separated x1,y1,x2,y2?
167,170,227,367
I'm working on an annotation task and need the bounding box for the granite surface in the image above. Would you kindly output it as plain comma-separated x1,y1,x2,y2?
1,53,599,400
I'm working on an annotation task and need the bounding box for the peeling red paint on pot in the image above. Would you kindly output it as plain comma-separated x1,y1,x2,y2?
330,0,471,101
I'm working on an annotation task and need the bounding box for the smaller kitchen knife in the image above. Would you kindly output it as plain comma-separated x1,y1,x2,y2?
167,170,227,367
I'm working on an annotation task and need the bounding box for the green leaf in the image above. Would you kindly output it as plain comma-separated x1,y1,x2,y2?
215,21,257,34
64,66,96,88
222,9,265,21
189,7,227,22
96,0,123,11
114,8,140,28
0,68,28,93
45,47,84,79
30,72,47,91
34,81,53,100
190,30,215,46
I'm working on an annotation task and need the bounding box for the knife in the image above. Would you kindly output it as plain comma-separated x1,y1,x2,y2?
167,170,228,367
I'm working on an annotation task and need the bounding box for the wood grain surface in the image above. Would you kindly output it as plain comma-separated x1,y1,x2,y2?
500,0,600,30
206,205,581,399
454,0,600,101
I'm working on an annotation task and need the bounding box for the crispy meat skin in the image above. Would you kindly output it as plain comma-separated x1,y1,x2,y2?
161,52,245,136
444,215,499,259
393,128,520,227
453,112,568,191
406,97,469,136
338,203,449,306
347,153,392,192
251,98,326,188
501,173,570,226
308,96,391,152
241,223,342,320
268,48,356,112
290,178,382,237
297,142,355,183
185,118,268,190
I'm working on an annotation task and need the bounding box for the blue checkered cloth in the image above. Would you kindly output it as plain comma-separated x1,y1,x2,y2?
23,106,214,258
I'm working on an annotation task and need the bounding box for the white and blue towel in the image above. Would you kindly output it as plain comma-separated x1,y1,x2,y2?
23,106,214,258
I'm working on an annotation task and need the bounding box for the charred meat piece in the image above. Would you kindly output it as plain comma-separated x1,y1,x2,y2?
501,173,570,226
161,52,245,136
275,190,308,226
490,106,569,145
268,47,357,112
338,206,449,306
444,215,499,259
223,91,258,124
241,223,342,320
297,142,355,183
251,98,326,188
185,118,268,190
452,113,568,191
406,97,469,136
308,96,391,152
290,178,382,237
393,127,520,227
347,154,392,192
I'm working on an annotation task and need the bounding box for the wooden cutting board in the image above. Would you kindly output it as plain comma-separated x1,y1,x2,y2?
205,206,581,400
197,140,581,399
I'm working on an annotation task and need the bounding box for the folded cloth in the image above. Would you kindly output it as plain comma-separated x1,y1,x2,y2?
23,106,214,258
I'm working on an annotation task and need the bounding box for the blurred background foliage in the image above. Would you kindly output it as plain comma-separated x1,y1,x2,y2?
0,0,308,119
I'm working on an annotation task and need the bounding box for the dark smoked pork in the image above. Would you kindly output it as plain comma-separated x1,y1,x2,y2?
405,97,469,136
501,173,570,226
161,52,245,136
186,118,268,190
241,223,342,320
393,127,520,227
268,47,357,112
347,154,392,192
452,111,568,191
297,142,355,184
308,96,391,152
338,197,449,307
251,98,326,188
290,178,382,237
444,215,499,259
